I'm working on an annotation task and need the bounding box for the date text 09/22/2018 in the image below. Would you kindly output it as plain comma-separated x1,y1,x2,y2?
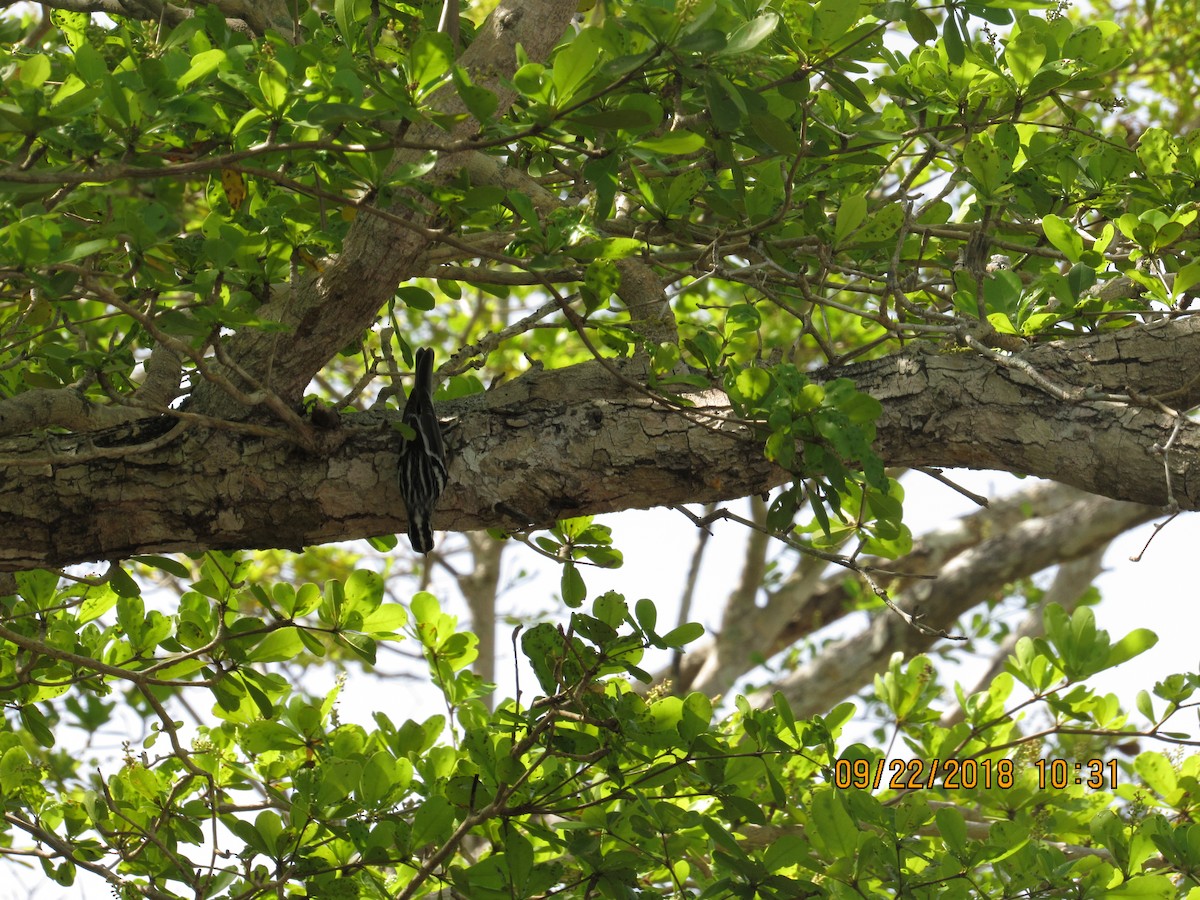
830,757,1120,791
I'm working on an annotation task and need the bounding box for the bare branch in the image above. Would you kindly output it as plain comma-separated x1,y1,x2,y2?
754,493,1153,715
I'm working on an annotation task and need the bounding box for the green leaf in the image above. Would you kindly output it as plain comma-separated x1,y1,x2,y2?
452,68,499,121
963,138,1013,198
408,31,454,93
345,569,384,613
660,621,704,648
51,10,88,50
749,112,800,155
334,0,372,46
635,131,705,155
250,628,304,663
18,54,51,88
905,8,938,44
397,286,436,310
15,569,58,607
717,13,780,56
178,48,226,89
854,204,904,243
73,41,107,83
366,533,399,552
810,789,858,857
936,806,969,857
664,169,707,215
1173,260,1200,297
132,555,191,578
679,691,712,743
1006,28,1047,87
338,631,378,664
0,746,35,787
1106,628,1158,669
557,516,593,540
291,582,322,617
1104,875,1180,898
109,566,141,598
834,195,867,246
359,750,402,806
258,64,288,113
1043,214,1085,263
561,562,586,608
943,12,965,66
814,0,858,42
552,27,604,102
635,598,658,634
984,270,1023,317
824,70,873,111
571,237,644,261
19,704,55,747
512,62,549,101
79,585,119,624
411,795,456,849
362,603,408,636
735,366,771,403
521,623,564,694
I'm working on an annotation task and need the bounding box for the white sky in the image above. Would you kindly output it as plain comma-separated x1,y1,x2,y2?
328,468,1200,742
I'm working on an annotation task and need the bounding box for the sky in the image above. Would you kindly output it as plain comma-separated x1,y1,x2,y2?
328,467,1200,744
586,471,1200,726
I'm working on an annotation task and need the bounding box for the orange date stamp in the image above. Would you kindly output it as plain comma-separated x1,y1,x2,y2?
831,757,1119,791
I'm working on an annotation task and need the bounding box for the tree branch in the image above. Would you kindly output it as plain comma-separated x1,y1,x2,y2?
667,481,1090,697
751,492,1153,715
1,319,1197,570
189,0,581,418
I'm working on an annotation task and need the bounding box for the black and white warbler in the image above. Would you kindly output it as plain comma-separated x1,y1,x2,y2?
398,347,447,554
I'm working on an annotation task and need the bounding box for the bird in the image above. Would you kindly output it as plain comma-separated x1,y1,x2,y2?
398,347,447,554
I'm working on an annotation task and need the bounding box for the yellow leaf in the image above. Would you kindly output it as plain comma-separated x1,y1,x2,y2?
220,168,246,211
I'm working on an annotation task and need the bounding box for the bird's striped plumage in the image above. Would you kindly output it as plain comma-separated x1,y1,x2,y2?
398,348,447,554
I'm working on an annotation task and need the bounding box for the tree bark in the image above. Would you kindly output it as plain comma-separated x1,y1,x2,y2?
657,482,1132,708
190,0,580,418
0,318,1195,570
751,490,1153,715
864,317,1200,508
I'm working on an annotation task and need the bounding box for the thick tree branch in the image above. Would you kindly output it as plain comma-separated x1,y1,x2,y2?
864,317,1200,506
1,320,1198,570
190,0,581,418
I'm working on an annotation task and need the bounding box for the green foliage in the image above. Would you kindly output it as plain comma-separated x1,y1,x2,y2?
3,0,1200,896
2,559,1194,897
1,0,1193,525
532,517,624,608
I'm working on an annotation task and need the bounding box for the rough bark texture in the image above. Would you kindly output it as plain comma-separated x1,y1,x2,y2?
1,319,1197,570
6,0,1193,572
864,318,1200,504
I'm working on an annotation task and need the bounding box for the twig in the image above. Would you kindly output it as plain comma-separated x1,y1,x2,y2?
703,506,956,639
916,467,990,507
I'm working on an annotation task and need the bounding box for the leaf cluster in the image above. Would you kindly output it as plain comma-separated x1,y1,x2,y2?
3,561,1200,897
